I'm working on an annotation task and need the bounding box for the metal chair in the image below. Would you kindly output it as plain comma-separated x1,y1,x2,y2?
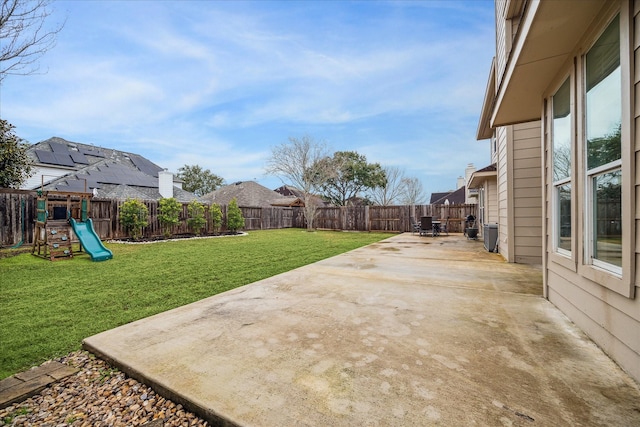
420,216,435,236
439,217,449,235
410,217,421,235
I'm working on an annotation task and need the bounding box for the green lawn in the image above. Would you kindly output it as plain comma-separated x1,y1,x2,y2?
0,229,390,379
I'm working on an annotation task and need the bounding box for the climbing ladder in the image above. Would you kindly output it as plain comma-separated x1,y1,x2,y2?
32,221,73,261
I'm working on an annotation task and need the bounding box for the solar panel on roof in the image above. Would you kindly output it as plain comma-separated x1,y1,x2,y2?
35,150,57,165
129,154,161,177
53,153,75,167
80,148,105,157
70,152,89,164
49,141,69,153
57,180,85,191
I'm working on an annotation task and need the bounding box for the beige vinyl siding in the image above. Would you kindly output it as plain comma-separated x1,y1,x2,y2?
487,179,498,223
513,121,543,264
496,126,511,261
542,0,640,383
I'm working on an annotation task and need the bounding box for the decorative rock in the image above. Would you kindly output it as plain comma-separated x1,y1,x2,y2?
0,351,209,426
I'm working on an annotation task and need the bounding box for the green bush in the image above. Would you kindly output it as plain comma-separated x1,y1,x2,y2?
226,198,245,233
119,199,148,240
210,203,223,234
158,197,181,238
187,200,206,234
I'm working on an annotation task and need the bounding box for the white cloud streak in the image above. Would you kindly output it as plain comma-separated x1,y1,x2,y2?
1,0,495,195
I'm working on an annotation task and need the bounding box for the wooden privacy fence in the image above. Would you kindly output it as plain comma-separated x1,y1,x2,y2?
0,189,477,246
309,204,477,233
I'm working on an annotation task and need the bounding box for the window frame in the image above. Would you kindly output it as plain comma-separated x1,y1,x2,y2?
544,2,634,298
575,5,635,297
550,75,574,259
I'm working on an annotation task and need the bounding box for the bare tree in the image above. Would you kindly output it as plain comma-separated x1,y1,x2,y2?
0,0,65,81
265,135,332,231
400,177,427,205
369,165,406,206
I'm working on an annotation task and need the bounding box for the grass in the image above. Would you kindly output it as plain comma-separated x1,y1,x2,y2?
0,229,390,379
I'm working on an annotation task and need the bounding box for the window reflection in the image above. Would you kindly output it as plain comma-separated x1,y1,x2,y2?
586,15,621,169
553,78,571,182
557,184,571,252
593,170,622,267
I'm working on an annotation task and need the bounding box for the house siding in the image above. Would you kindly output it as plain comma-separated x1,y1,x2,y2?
539,0,640,383
487,179,498,223
496,126,511,262
513,121,542,264
25,166,74,190
494,121,542,264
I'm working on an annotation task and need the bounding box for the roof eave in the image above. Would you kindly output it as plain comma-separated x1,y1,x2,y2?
468,170,497,189
491,0,606,128
476,58,496,140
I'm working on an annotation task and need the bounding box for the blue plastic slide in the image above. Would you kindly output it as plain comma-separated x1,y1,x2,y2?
69,218,113,262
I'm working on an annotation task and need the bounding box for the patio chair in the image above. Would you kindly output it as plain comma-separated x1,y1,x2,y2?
439,217,449,235
420,216,435,237
410,217,421,235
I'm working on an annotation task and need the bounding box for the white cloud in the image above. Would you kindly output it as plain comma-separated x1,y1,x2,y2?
3,0,495,197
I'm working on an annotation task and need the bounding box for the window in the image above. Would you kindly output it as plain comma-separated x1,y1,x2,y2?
585,15,622,274
552,77,572,255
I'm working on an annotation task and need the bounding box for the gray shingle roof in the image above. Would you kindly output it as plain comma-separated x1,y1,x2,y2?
201,181,299,207
28,137,198,202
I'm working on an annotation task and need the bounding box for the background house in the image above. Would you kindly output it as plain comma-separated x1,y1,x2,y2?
478,0,639,383
467,163,498,228
24,137,197,202
201,181,302,207
274,185,331,207
429,163,479,206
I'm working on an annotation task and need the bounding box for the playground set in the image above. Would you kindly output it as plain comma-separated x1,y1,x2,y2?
32,191,113,262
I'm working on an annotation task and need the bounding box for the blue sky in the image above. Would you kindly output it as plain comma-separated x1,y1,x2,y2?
1,0,495,197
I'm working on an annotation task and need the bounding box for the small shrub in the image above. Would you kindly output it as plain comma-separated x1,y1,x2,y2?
187,200,206,234
158,197,181,238
226,198,245,233
119,199,148,240
210,203,223,234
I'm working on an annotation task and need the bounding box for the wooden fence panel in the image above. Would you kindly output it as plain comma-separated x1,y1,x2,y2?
0,190,478,244
0,191,37,247
315,207,342,230
370,205,409,232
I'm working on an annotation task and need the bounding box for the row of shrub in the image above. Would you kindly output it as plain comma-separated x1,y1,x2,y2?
118,197,245,240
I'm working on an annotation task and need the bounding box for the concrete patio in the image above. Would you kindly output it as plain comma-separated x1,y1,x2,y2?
83,233,640,426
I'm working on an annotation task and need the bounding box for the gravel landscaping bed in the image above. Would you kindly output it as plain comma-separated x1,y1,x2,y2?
0,352,208,426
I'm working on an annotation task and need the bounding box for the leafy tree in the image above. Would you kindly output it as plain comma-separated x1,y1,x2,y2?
587,123,621,170
0,119,34,188
210,203,223,234
158,197,181,238
177,165,224,197
369,166,406,206
0,0,65,80
399,177,427,205
226,198,244,233
265,135,332,230
119,199,148,240
187,200,206,234
320,151,386,206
